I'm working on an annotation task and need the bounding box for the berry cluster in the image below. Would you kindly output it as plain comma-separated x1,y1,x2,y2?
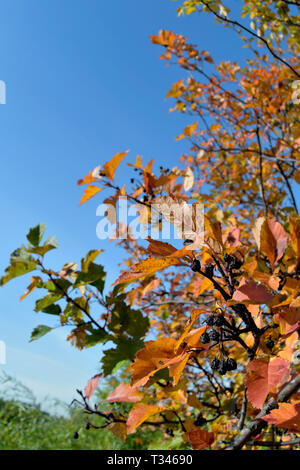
200,314,226,345
224,254,243,270
211,357,237,375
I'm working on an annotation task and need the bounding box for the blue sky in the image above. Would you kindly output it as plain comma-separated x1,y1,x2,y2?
0,0,296,408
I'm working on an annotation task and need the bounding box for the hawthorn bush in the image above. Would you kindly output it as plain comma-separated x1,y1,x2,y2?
1,0,300,450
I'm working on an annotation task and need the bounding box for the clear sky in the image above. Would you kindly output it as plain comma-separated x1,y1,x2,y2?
0,0,297,408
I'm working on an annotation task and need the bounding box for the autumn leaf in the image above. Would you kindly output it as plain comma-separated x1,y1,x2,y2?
106,382,142,403
274,306,300,335
186,428,215,450
253,217,288,267
126,403,164,434
113,256,185,286
130,338,189,388
233,280,274,305
262,402,300,432
245,358,291,409
84,373,102,400
20,276,42,301
80,185,102,205
183,167,194,191
175,311,205,352
103,150,129,181
289,215,300,257
108,422,127,441
146,238,177,257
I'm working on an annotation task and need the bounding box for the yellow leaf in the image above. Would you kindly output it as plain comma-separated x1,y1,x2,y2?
103,150,129,181
127,403,164,434
20,276,42,301
80,185,102,205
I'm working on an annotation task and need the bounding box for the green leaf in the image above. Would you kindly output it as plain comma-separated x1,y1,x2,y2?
29,235,58,256
74,263,106,294
41,304,61,315
35,294,63,312
102,336,144,376
29,325,53,342
111,359,131,374
0,261,37,286
84,328,108,347
26,223,46,247
81,250,103,272
109,299,149,340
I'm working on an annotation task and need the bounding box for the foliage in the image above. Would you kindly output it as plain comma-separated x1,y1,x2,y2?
1,0,300,450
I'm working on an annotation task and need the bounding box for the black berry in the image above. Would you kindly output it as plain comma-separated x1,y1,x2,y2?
191,259,201,272
73,431,79,440
230,258,243,269
226,357,237,371
209,329,220,342
211,358,220,370
194,415,207,426
224,254,234,265
205,264,214,277
232,303,248,315
206,315,216,326
184,239,194,246
215,314,225,326
85,423,90,430
200,332,210,344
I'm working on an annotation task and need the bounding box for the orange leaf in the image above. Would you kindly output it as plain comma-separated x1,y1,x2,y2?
274,306,300,335
245,358,291,409
20,276,42,301
77,171,95,186
253,217,288,267
289,215,300,257
80,185,102,205
126,403,164,434
262,402,300,432
113,256,185,286
130,338,189,388
146,238,177,257
106,383,142,403
279,332,298,363
186,428,214,450
103,150,129,181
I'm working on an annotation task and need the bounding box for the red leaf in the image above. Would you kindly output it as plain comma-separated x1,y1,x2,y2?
106,383,142,403
262,403,300,432
245,358,291,409
233,280,274,304
186,428,214,450
84,373,102,400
